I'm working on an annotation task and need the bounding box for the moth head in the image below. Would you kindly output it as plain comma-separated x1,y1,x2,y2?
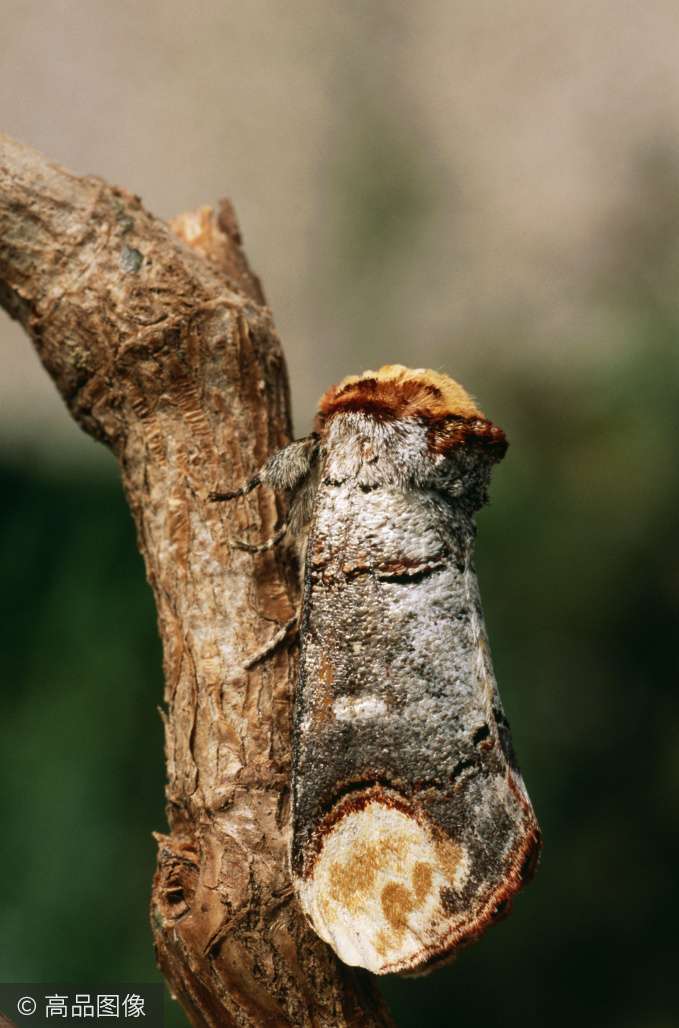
316,365,507,471
316,364,484,424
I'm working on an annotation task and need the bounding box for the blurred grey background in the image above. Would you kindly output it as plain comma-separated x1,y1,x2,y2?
2,4,679,1028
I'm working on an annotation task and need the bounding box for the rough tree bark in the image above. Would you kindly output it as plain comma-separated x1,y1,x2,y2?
0,133,394,1028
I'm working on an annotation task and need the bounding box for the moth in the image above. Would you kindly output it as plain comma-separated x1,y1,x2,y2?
212,365,541,975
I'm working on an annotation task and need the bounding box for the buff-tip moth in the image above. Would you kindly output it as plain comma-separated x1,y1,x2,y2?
211,365,541,975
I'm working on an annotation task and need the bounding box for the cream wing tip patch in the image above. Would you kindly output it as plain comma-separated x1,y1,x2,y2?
296,798,469,974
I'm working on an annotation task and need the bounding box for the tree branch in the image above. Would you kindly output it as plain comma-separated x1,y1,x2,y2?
0,133,393,1028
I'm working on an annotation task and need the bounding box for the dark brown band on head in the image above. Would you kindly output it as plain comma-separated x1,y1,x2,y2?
426,415,508,460
316,376,447,426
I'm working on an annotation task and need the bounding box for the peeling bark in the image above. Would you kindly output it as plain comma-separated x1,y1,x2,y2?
0,133,393,1028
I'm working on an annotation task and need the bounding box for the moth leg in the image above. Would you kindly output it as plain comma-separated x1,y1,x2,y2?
244,613,299,670
210,435,319,503
233,522,288,553
208,474,261,503
210,436,319,550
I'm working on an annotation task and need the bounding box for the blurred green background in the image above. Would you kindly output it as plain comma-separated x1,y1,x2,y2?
2,3,679,1027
